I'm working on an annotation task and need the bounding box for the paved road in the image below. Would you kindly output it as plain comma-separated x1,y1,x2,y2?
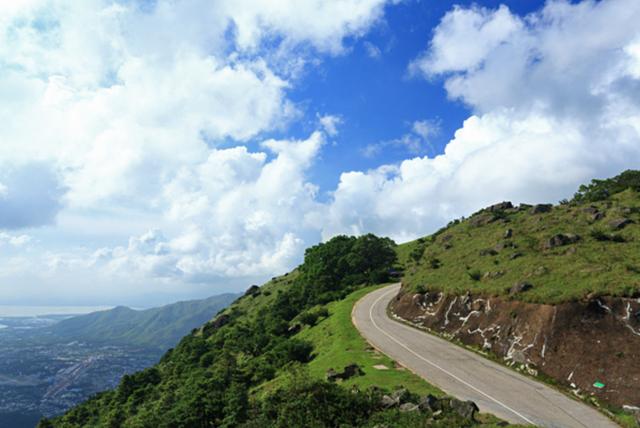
352,283,618,427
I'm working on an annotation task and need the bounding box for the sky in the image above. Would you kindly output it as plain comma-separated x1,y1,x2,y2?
1,0,640,306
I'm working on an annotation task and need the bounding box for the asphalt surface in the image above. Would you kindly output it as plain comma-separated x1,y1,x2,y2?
352,283,619,427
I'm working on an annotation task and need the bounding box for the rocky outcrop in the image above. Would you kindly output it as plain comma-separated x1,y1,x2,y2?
391,286,640,409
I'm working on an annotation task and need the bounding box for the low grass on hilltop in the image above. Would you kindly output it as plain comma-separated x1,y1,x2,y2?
398,179,640,304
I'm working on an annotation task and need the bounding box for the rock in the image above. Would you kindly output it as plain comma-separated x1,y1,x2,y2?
504,228,513,239
483,271,505,280
341,363,364,379
470,212,496,227
287,323,301,335
543,233,581,249
582,206,599,215
533,266,549,276
530,204,553,214
510,282,533,295
390,388,410,403
591,212,605,221
327,364,364,382
479,248,498,256
510,252,523,260
518,203,532,211
380,395,398,409
418,394,440,412
609,218,633,230
326,368,339,382
211,313,230,329
486,201,514,212
494,241,515,252
449,399,479,420
243,285,261,297
399,403,419,412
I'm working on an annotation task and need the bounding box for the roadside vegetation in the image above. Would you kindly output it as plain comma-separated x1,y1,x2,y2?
44,234,513,427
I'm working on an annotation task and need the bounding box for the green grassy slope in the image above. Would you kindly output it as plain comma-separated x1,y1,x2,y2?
46,235,514,428
398,188,640,304
50,293,239,349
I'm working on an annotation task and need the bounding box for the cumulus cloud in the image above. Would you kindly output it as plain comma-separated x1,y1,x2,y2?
327,0,640,242
0,0,393,302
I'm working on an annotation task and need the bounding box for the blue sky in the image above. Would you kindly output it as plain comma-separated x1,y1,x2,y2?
1,0,639,306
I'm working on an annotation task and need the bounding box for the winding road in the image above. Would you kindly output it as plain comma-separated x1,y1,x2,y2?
352,283,618,427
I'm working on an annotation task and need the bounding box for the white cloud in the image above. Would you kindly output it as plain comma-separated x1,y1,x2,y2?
363,119,440,157
0,0,393,302
326,0,640,242
318,114,343,137
364,41,382,59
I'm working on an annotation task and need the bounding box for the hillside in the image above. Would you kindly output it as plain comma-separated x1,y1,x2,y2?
391,171,640,425
50,293,239,349
398,170,640,303
44,235,514,428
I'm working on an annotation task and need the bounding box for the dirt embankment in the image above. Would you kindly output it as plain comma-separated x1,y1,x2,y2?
390,287,640,409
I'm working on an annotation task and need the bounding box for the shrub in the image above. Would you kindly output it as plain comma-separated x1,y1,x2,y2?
467,270,482,281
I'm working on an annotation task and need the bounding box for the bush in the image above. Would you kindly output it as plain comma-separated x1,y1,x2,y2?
467,270,482,281
573,170,640,202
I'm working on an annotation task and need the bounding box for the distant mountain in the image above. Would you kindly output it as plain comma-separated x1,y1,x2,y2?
49,293,239,349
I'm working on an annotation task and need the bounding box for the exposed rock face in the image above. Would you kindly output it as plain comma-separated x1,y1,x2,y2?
391,287,640,408
449,399,478,420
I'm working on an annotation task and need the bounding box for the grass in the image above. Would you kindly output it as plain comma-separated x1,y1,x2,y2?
397,189,640,304
255,284,523,427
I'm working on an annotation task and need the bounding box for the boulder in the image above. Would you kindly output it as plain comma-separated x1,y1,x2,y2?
483,271,505,280
543,233,581,249
210,313,230,329
341,363,364,379
390,388,410,403
243,285,261,297
582,206,598,215
510,282,533,295
518,203,533,211
470,213,496,227
326,368,339,382
530,204,553,214
591,212,605,222
327,364,364,382
287,323,301,335
494,241,515,252
486,201,514,212
510,252,523,260
479,248,498,256
380,395,398,409
504,228,513,239
399,403,419,412
609,218,633,230
418,394,440,412
450,399,479,420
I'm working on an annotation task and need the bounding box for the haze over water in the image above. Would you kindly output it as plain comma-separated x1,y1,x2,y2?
0,305,113,318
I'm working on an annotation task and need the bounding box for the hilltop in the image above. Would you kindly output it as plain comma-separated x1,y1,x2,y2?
398,170,640,303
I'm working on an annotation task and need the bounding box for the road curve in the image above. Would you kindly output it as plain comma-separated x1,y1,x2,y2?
352,283,618,428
